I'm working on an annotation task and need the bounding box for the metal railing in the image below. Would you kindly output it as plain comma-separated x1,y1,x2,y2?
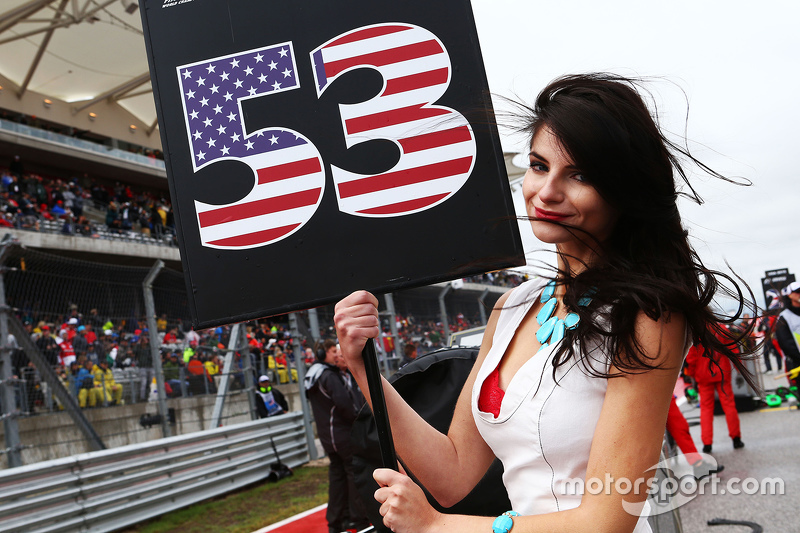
0,119,166,171
0,413,309,533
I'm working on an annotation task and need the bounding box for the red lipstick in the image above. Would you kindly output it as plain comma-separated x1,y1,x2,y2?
534,207,569,221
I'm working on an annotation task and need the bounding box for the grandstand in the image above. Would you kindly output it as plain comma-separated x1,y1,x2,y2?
0,0,527,453
0,5,538,531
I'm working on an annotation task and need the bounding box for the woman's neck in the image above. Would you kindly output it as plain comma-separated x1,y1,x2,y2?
556,246,599,278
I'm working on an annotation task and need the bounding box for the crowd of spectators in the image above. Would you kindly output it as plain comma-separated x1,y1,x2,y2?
0,155,176,243
378,273,531,356
464,270,529,287
11,286,531,412
11,304,303,411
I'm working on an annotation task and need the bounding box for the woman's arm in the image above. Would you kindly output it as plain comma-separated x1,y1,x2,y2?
334,290,508,505
373,310,687,533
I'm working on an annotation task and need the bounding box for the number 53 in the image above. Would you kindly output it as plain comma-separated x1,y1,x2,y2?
177,23,476,250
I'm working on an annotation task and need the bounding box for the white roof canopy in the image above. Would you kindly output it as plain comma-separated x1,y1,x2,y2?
0,0,156,130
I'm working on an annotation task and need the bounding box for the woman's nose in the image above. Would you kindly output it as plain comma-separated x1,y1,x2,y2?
536,174,563,204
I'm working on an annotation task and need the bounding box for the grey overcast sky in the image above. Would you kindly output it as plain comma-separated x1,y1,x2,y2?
471,0,799,307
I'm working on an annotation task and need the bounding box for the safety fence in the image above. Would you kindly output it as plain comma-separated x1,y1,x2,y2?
0,414,309,533
0,240,316,469
0,238,519,470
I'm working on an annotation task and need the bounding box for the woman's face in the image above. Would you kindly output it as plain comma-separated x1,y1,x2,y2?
522,126,619,262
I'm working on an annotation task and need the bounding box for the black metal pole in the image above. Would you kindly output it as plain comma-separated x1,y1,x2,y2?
362,338,397,469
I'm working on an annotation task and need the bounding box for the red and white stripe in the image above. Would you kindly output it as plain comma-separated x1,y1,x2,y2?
312,23,475,217
195,135,324,249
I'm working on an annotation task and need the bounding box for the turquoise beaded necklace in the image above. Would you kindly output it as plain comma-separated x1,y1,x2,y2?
535,280,591,353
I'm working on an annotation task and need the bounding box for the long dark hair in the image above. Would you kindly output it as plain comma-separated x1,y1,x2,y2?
507,73,757,385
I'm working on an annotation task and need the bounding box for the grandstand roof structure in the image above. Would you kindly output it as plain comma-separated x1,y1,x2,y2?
0,0,157,140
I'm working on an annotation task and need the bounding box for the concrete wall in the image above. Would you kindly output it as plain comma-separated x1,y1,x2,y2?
4,228,181,263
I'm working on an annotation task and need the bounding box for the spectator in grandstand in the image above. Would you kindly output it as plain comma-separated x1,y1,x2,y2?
35,324,60,367
60,211,75,235
74,215,96,237
163,351,185,397
150,203,164,240
71,184,84,218
1,171,12,191
115,338,132,366
6,173,21,197
380,329,395,361
135,335,155,401
87,308,104,330
119,202,133,231
334,74,758,533
205,354,221,387
184,327,200,347
187,352,213,394
62,184,75,213
72,325,89,359
51,200,66,217
182,341,196,364
18,193,39,230
105,201,120,233
19,359,43,412
57,335,76,367
75,358,98,408
162,327,178,345
9,155,24,178
0,211,14,228
256,375,287,417
92,359,123,405
304,347,315,366
85,342,101,365
255,322,270,345
83,323,97,347
59,317,79,341
425,327,442,349
34,177,48,206
117,347,136,369
399,343,418,368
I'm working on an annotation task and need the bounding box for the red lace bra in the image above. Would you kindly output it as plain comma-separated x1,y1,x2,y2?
477,366,504,418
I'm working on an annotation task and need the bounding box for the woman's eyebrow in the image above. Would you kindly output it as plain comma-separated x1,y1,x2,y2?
529,150,548,162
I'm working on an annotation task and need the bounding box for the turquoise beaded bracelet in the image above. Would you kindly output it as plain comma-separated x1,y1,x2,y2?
492,511,519,533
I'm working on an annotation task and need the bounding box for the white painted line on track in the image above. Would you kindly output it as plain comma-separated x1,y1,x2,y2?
251,503,328,533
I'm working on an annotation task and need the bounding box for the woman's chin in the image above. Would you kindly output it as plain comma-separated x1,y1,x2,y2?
531,225,571,245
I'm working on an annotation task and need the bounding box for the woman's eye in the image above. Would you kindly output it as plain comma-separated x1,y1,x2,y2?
572,173,587,183
529,161,547,172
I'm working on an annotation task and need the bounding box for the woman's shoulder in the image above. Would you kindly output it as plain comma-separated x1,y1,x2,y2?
629,310,688,366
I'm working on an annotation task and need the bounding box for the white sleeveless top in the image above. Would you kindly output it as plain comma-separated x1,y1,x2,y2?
471,279,652,532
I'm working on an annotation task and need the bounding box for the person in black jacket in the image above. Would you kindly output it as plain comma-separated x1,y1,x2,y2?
305,339,369,533
776,281,800,387
255,375,287,417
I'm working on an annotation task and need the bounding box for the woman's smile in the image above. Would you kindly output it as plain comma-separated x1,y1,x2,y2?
522,126,619,264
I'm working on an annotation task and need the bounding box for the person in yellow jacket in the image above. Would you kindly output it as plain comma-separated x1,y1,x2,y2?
204,355,220,376
93,359,123,405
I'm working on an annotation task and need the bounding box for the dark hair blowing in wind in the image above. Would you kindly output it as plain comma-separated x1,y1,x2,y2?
510,73,757,384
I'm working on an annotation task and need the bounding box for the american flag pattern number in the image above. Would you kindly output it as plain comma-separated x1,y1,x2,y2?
177,43,325,250
311,23,477,217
